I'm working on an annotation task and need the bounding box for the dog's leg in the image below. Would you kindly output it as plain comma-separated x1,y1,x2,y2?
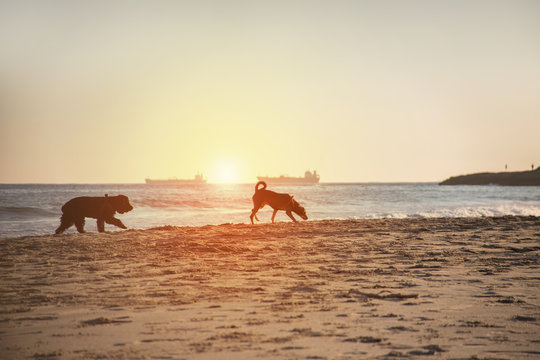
74,217,86,233
285,210,297,223
250,208,259,224
55,214,73,234
97,218,105,232
271,209,278,223
250,200,262,224
106,216,127,229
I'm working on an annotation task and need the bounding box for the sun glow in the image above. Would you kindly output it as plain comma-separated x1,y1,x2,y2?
211,160,240,184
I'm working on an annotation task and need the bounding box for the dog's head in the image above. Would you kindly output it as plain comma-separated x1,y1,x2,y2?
291,197,308,220
110,195,133,214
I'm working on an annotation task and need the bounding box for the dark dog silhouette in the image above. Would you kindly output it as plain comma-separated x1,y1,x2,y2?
250,181,308,224
55,194,133,234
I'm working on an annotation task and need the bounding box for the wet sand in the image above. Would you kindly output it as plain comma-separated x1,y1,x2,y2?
1,216,539,359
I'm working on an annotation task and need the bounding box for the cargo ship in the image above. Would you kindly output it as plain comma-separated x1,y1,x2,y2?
257,170,320,184
145,173,207,185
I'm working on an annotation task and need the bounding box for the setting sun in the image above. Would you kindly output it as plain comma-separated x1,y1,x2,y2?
210,160,240,184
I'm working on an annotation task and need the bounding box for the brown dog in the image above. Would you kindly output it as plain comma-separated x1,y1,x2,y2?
55,194,133,234
250,181,308,224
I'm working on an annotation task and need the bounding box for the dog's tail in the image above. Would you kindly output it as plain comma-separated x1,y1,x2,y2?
255,181,267,192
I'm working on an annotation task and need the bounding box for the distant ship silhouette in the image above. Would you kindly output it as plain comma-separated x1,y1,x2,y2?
145,173,207,185
257,170,320,184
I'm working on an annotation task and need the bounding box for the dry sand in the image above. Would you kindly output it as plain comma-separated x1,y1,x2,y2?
1,216,539,359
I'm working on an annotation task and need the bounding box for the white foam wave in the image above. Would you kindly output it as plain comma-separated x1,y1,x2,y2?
364,204,540,219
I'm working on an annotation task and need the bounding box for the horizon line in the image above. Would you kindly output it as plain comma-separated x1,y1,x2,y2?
0,180,442,185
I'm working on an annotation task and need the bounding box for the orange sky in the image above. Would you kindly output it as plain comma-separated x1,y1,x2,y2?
1,1,539,183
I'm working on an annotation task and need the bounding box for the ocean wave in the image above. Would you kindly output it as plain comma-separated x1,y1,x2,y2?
0,206,58,221
135,198,215,209
134,197,251,210
2,183,539,238
364,204,540,219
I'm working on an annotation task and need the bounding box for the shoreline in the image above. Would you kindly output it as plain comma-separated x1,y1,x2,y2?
2,215,539,241
1,216,539,359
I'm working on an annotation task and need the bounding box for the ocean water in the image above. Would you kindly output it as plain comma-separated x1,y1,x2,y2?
1,183,539,238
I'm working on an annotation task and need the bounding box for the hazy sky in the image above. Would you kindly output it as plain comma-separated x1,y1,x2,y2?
1,0,539,183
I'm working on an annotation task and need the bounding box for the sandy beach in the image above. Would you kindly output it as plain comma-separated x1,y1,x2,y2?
1,216,539,359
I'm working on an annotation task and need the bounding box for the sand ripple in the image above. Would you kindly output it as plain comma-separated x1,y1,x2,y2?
1,216,539,359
